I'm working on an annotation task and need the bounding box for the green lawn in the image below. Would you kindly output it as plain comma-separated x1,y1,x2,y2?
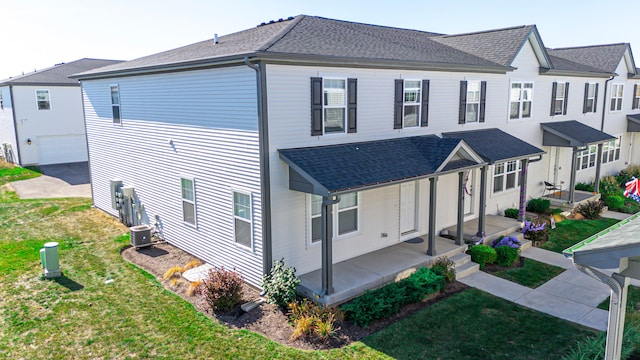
0,160,41,184
542,218,620,253
0,183,604,359
490,258,565,288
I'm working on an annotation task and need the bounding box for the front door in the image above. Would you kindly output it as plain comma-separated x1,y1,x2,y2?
400,181,418,235
464,169,474,215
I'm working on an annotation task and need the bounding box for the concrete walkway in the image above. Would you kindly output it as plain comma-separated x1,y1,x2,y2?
460,246,611,331
10,162,91,199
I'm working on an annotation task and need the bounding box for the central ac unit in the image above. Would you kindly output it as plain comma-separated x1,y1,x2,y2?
130,225,152,248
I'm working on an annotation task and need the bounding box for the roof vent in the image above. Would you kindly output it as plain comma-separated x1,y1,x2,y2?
214,33,218,44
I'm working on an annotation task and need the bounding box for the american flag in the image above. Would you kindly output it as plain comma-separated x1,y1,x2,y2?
624,177,640,203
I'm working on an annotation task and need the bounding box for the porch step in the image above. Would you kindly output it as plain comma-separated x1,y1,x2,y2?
455,260,480,279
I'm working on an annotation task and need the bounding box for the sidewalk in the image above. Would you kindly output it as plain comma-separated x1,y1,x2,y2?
460,246,611,331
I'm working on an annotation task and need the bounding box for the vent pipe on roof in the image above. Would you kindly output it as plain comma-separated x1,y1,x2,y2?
214,34,219,44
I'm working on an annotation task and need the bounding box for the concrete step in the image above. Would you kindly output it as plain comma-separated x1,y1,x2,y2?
519,238,532,251
455,260,480,279
449,252,471,267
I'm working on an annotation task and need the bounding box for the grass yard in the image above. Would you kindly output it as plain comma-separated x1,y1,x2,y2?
490,258,565,288
542,218,620,253
0,160,41,184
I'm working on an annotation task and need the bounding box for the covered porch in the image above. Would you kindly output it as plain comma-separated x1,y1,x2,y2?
543,189,601,209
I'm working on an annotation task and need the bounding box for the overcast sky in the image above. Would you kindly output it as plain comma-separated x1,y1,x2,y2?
2,0,638,80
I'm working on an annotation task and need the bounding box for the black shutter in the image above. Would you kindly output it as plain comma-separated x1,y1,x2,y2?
420,79,429,127
459,81,467,124
633,84,638,109
562,82,570,115
311,77,323,136
347,78,357,133
394,79,403,129
594,83,599,112
583,83,589,113
550,82,558,116
479,81,487,123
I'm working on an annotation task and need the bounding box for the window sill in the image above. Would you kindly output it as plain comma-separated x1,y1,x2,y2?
234,242,255,254
335,230,360,241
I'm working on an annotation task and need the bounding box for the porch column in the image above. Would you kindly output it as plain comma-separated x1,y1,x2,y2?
477,165,487,237
569,147,578,204
518,159,529,222
594,143,603,193
456,171,465,246
427,177,437,256
321,195,340,296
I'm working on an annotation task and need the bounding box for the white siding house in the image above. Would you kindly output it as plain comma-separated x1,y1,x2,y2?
0,59,121,166
75,15,639,302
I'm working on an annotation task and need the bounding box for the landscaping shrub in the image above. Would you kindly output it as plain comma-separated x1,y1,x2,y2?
494,246,520,267
617,164,640,187
199,267,244,312
341,267,444,327
288,298,342,340
550,207,564,215
576,200,605,220
622,203,640,214
262,258,300,308
466,245,497,269
575,182,594,192
526,198,551,214
431,256,456,283
522,220,549,246
503,208,519,219
605,195,625,211
491,236,521,249
600,176,620,197
562,325,640,360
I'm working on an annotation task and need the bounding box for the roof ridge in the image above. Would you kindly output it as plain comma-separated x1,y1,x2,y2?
439,25,531,38
551,43,628,51
259,15,305,51
311,15,444,36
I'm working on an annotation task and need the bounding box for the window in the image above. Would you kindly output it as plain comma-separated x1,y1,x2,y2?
583,83,598,113
338,192,358,235
36,89,50,110
610,84,624,111
550,82,569,115
181,177,196,225
509,82,533,119
233,191,252,248
602,136,621,164
458,81,486,124
493,160,522,193
309,195,322,244
394,79,429,128
110,85,121,124
307,192,359,244
577,145,598,170
403,80,421,127
310,77,357,135
632,84,640,110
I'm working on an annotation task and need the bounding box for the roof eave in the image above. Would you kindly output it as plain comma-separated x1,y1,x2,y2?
0,81,79,87
538,67,613,78
521,26,553,69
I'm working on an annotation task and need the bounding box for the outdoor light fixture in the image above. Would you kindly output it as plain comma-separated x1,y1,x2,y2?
27,138,32,145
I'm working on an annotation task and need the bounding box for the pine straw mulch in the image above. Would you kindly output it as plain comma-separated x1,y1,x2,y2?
121,241,468,350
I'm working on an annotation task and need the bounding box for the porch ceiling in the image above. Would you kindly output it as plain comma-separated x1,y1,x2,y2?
278,135,486,196
627,114,640,132
540,120,615,147
442,128,545,164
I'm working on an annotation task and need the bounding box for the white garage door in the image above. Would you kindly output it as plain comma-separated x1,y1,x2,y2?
37,135,88,165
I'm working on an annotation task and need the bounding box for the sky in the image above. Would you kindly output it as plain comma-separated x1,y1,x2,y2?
1,0,638,80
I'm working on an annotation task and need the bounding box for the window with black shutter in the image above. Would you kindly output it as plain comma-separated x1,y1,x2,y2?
394,79,430,128
310,77,357,135
459,80,485,123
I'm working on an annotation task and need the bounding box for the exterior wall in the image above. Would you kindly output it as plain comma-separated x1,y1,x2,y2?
11,85,87,165
82,66,265,286
0,86,18,162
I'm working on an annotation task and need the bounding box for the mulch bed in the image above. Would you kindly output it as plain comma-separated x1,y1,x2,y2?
482,256,526,274
121,241,468,350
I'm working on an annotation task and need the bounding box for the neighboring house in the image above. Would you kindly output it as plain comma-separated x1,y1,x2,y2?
0,58,121,165
72,15,640,304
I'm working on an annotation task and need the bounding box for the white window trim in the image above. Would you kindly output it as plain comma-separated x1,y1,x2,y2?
110,84,121,125
610,84,624,112
322,77,347,135
465,81,481,123
585,83,598,113
553,82,566,115
634,84,640,109
492,160,522,194
602,136,622,164
336,192,360,239
509,81,533,120
402,79,422,128
35,89,51,111
180,176,197,227
307,194,322,247
306,192,361,246
577,145,598,171
232,190,254,251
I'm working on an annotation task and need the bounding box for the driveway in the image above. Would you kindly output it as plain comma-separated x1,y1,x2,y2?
10,162,92,199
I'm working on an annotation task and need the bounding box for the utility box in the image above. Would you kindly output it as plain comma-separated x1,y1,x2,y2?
110,179,123,210
130,225,152,248
40,242,61,278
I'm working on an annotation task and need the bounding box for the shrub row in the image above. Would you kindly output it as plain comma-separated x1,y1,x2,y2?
341,267,445,327
526,198,550,214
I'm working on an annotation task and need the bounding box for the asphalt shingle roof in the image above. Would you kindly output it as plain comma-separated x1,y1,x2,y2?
548,44,628,73
442,128,545,164
279,136,477,193
547,54,609,74
540,120,615,146
431,25,535,67
0,58,122,86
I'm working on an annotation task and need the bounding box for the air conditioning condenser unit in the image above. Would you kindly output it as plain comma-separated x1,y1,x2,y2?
130,225,152,248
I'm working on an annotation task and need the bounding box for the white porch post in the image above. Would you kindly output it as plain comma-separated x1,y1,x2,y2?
321,195,339,296
456,171,465,245
427,177,437,256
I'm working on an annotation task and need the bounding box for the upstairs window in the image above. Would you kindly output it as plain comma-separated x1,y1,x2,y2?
394,79,430,128
36,89,50,110
632,84,640,110
110,85,121,124
233,191,253,249
509,82,533,119
310,77,357,135
610,84,624,111
602,136,621,164
493,160,522,193
583,83,598,113
459,80,486,124
550,82,569,116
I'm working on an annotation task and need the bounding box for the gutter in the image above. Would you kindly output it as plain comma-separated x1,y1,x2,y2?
594,74,616,192
244,57,273,276
539,68,613,78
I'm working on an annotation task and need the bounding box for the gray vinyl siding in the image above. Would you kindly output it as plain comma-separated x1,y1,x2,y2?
82,66,264,286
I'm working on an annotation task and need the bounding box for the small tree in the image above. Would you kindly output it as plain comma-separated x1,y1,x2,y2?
262,258,300,308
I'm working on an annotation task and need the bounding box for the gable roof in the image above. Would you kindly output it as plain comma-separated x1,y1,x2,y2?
73,15,513,79
442,128,545,164
540,120,615,147
546,54,610,75
431,25,551,68
0,58,122,86
548,43,631,74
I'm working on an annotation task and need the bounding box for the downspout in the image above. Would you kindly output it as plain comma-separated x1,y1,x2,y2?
244,57,273,276
8,85,23,165
517,155,543,222
594,75,615,193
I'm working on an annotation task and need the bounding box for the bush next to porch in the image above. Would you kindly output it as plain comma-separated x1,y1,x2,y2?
340,267,445,327
576,200,605,220
575,182,595,192
262,258,300,308
617,164,640,187
526,198,551,214
466,245,497,270
491,236,521,267
504,208,519,219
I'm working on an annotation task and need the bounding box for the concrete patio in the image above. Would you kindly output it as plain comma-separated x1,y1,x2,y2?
543,189,600,209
